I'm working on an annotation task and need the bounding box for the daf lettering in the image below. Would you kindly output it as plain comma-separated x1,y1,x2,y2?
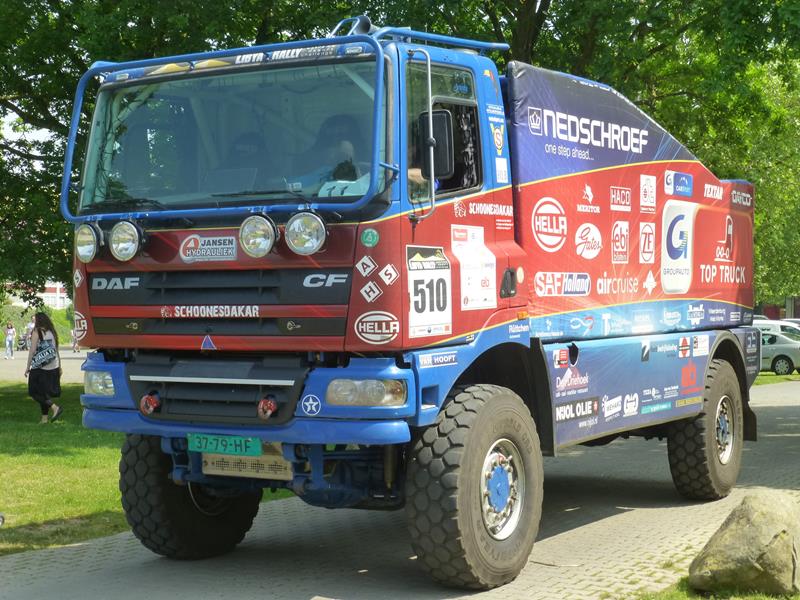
92,276,140,291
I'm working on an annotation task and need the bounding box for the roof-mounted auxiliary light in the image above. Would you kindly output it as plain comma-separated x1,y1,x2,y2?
285,212,327,256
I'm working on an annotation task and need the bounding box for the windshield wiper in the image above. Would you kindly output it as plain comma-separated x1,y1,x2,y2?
89,197,168,212
211,188,309,202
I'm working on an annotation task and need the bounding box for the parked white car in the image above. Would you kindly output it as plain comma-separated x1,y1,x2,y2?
752,319,800,339
760,332,800,375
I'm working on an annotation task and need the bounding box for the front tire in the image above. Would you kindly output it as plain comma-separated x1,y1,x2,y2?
667,359,744,500
119,434,262,559
406,384,543,589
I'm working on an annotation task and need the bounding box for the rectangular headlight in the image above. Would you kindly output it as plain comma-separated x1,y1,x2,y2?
84,371,115,396
326,379,406,407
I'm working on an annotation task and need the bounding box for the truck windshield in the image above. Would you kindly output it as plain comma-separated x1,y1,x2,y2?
78,58,383,213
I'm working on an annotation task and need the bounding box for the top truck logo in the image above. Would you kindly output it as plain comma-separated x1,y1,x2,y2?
532,197,567,253
526,106,649,154
664,170,693,197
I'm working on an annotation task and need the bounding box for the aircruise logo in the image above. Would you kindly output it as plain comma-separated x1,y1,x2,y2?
526,106,649,154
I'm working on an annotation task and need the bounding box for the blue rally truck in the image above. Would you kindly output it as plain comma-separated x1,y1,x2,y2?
64,16,760,588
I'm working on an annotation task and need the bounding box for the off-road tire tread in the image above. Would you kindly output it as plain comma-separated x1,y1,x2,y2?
406,384,541,589
667,359,740,501
119,434,261,559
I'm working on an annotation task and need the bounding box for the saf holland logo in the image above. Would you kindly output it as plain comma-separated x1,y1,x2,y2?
92,276,139,290
180,235,236,263
664,170,693,197
534,272,591,297
354,311,399,345
532,197,567,253
574,223,602,259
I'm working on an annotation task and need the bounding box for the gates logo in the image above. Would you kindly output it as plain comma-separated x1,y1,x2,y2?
574,223,602,259
532,197,567,253
639,222,656,264
354,311,400,345
611,221,629,264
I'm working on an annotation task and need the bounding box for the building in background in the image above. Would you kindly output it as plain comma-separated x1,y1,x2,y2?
8,281,71,309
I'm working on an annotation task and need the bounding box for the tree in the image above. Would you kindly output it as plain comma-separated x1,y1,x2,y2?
0,1,798,303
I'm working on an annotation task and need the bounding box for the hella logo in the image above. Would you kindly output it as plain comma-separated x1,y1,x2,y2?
92,277,140,290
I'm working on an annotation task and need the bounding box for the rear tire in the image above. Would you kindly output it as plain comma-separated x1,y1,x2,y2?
667,359,743,500
772,355,794,375
119,434,262,559
405,384,543,589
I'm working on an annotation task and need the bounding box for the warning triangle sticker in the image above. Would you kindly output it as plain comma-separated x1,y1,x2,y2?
201,335,217,350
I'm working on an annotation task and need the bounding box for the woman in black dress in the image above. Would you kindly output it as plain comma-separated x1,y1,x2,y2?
24,312,63,424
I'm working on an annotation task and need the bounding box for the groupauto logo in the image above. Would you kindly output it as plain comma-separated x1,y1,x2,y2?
666,214,688,260
354,311,400,345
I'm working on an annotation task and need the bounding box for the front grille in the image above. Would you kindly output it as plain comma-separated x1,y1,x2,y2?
89,268,352,306
94,317,344,336
127,353,308,426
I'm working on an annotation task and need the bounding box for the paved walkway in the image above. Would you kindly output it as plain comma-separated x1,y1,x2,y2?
1,383,798,600
0,347,87,384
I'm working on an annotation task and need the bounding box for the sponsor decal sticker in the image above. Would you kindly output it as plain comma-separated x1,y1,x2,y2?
693,334,710,357
611,221,629,264
553,348,569,368
639,222,655,264
642,387,662,403
360,281,383,303
73,270,83,288
555,397,599,423
640,174,657,213
602,395,622,420
681,359,701,393
664,170,693,197
419,351,458,369
623,393,639,417
490,122,504,155
508,322,530,339
163,305,259,318
379,264,399,286
450,226,496,311
74,311,87,341
356,255,377,277
469,202,513,217
676,396,702,407
641,340,650,362
528,106,543,135
495,157,509,184
180,235,236,263
687,303,705,326
575,223,603,259
714,215,734,263
453,200,467,218
532,197,567,253
679,336,691,358
354,311,400,345
555,366,590,398
360,228,380,248
301,394,321,416
569,316,594,336
535,272,591,297
662,309,681,327
610,186,632,212
641,401,672,415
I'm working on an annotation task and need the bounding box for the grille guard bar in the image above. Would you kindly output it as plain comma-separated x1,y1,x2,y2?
60,35,386,224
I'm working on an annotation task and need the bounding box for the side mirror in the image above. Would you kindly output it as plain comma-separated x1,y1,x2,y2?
418,109,454,180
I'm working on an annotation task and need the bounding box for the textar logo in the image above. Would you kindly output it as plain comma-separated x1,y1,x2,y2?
354,311,399,345
528,107,543,135
714,215,734,263
92,276,139,291
532,197,567,253
666,214,688,260
704,183,723,200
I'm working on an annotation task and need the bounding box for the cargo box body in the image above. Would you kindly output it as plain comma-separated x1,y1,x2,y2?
505,62,754,343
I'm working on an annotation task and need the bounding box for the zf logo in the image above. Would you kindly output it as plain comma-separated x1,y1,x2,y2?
302,274,349,287
92,276,139,290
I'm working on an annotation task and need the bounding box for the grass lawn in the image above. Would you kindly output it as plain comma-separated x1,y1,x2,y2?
639,578,800,599
753,372,800,385
0,381,290,557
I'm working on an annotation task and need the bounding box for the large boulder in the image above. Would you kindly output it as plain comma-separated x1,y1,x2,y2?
689,492,800,596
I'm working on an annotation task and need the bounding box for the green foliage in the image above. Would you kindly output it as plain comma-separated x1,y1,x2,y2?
0,1,798,302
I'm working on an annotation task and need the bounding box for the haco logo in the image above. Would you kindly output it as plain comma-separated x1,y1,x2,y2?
574,223,603,259
532,197,567,253
715,215,734,263
354,311,399,345
611,221,629,264
639,222,656,264
610,186,632,212
664,170,693,197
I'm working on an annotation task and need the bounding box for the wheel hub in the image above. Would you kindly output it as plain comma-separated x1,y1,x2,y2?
480,439,525,540
715,395,735,465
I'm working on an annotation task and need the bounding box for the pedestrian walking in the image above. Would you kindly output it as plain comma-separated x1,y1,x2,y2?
24,312,63,424
4,322,15,359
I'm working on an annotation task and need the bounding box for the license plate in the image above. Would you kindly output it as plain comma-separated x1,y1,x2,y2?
202,443,293,481
187,433,262,456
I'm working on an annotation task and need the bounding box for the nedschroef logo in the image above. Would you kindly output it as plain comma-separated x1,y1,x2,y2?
528,107,543,135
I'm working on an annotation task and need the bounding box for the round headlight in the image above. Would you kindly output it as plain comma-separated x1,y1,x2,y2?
239,215,278,258
75,224,100,263
285,212,326,256
109,221,141,262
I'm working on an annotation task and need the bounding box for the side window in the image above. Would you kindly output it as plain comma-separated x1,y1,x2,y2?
763,334,775,346
406,63,481,201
